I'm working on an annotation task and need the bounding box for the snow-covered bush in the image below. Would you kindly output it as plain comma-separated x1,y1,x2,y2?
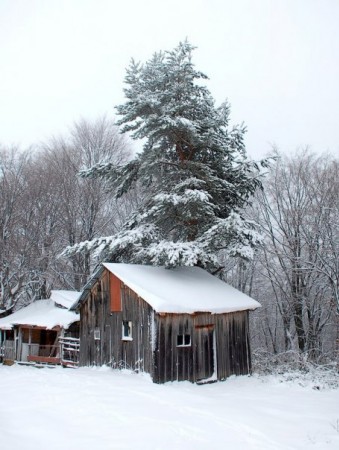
252,348,339,389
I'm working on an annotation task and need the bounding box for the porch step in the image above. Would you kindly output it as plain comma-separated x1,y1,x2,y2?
17,361,58,369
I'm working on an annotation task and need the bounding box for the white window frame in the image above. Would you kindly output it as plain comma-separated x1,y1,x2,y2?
177,334,191,347
94,328,101,341
122,321,133,341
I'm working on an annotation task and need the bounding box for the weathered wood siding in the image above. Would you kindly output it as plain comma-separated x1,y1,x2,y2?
79,269,154,374
153,311,251,383
79,268,252,383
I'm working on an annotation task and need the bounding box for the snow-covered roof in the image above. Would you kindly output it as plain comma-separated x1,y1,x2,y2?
103,263,261,314
0,298,79,331
50,290,80,309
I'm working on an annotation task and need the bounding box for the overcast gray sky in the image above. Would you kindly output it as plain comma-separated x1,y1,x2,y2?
0,0,338,159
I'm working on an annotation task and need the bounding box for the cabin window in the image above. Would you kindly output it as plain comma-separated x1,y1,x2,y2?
177,334,191,347
122,321,133,341
94,328,101,340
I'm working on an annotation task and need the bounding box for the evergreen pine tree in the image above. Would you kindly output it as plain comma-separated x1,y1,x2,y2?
66,40,268,270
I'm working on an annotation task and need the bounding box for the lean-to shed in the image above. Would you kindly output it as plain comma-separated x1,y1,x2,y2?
72,263,260,383
0,290,80,365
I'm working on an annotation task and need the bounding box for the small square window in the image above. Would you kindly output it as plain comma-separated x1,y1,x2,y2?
122,321,133,341
94,328,101,340
177,334,191,347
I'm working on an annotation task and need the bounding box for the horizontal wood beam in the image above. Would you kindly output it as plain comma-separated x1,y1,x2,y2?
27,355,61,365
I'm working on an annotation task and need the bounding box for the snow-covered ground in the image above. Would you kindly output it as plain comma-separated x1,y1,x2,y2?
1,365,338,450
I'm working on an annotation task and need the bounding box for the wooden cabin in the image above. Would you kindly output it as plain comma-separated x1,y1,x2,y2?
0,291,80,366
72,263,260,383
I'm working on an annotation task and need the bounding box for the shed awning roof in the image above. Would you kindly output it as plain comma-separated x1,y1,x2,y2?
0,295,79,331
50,290,81,309
102,263,260,314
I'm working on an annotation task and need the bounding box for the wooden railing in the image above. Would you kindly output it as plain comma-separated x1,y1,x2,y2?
26,344,61,365
27,343,59,357
1,339,80,367
59,337,80,368
0,341,15,361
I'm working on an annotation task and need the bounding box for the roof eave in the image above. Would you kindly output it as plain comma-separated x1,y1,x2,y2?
70,265,105,311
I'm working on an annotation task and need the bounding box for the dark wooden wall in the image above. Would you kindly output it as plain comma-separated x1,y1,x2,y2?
79,269,252,383
79,270,154,375
153,311,251,384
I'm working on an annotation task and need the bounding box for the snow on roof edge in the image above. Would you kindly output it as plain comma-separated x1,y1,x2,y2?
50,290,81,309
103,263,261,314
0,298,79,331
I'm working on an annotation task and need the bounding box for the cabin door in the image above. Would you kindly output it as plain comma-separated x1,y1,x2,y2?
195,325,215,382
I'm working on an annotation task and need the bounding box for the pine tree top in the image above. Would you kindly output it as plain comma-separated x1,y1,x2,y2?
66,40,270,271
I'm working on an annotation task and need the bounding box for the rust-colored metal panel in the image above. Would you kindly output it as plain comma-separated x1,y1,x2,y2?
110,272,121,312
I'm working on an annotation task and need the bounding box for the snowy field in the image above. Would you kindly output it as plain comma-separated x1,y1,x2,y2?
1,365,338,450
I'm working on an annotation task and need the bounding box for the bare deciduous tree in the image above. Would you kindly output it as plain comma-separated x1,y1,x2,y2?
223,149,338,363
0,147,41,311
39,116,133,291
0,116,134,310
253,150,338,361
